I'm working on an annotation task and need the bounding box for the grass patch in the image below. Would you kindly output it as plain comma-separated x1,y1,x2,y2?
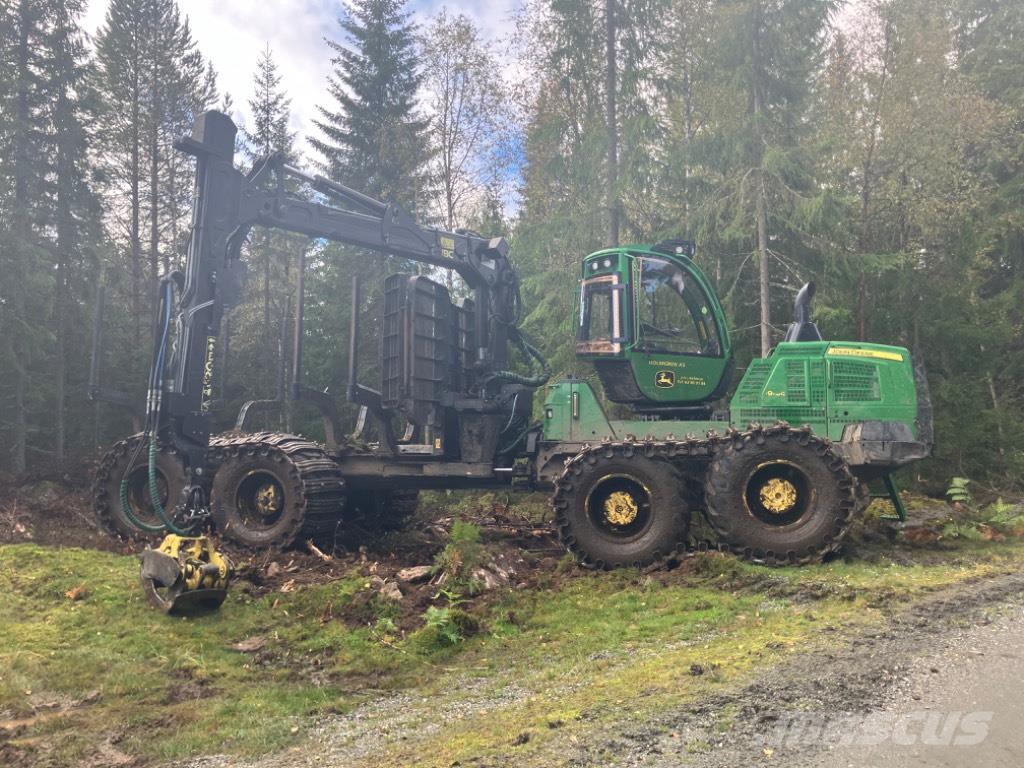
3,535,1024,766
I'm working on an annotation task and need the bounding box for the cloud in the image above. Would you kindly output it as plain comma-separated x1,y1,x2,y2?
83,0,523,160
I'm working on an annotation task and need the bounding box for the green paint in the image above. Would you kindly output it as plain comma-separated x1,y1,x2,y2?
543,340,919,449
732,341,918,442
566,242,920,457
550,240,921,461
575,245,732,405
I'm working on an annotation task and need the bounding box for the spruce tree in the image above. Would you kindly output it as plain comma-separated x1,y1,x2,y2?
239,46,300,407
311,0,428,206
245,45,295,162
0,0,103,470
703,0,838,357
0,0,50,473
44,0,103,461
95,0,218,366
302,0,429,437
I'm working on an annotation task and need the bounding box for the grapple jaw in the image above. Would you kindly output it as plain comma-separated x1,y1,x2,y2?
139,535,233,614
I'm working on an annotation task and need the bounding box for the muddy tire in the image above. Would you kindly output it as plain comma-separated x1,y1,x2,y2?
704,426,857,565
553,446,688,570
209,434,346,548
92,434,187,539
344,489,419,532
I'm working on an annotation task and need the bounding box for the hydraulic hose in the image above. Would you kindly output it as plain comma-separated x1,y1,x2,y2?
118,438,166,533
148,433,192,535
486,330,552,388
119,278,195,535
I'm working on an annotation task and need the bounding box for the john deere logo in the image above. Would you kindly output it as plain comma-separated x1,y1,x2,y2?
655,370,675,388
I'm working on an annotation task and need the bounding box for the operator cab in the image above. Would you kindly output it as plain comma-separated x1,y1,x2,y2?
576,241,733,411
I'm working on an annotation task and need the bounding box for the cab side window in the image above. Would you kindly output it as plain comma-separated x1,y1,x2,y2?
635,257,721,356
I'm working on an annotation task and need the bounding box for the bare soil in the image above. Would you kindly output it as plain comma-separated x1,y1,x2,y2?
0,472,568,633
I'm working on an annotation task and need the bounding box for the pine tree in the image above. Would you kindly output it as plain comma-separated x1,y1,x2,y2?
311,0,429,206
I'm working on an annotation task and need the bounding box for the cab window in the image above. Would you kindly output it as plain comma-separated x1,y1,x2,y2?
577,275,622,353
579,284,612,341
635,257,721,356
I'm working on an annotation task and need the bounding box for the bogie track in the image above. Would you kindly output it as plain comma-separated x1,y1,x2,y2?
552,422,860,568
93,431,348,549
208,432,347,548
92,434,187,540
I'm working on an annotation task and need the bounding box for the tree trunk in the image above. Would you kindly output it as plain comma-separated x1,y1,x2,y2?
752,1,771,357
130,73,141,344
756,176,771,357
149,102,160,288
264,231,273,392
10,0,33,474
605,0,619,247
857,18,893,342
54,93,72,464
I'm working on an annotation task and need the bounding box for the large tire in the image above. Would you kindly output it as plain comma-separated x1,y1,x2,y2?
209,435,346,548
92,434,187,539
553,446,688,570
704,426,857,565
344,489,419,532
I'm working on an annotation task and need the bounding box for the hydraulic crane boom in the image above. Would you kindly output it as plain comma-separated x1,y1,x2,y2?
146,110,541,526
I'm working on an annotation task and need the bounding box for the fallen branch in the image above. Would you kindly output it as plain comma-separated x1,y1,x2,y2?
306,539,331,562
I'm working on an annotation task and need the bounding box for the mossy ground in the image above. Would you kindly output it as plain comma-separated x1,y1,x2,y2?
3,515,1024,767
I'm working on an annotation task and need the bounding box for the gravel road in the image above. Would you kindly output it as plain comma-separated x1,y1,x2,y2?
183,570,1024,768
622,570,1024,768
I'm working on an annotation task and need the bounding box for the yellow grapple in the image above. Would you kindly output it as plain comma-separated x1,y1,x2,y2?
139,535,233,614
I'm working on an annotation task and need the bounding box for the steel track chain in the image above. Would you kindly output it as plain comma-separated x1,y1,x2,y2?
93,431,347,546
91,433,205,539
551,421,861,568
207,431,348,544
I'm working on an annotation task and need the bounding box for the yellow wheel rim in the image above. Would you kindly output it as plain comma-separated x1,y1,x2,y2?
759,478,798,514
255,483,281,517
604,491,639,526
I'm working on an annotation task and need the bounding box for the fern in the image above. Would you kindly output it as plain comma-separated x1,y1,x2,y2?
945,477,973,507
424,606,463,645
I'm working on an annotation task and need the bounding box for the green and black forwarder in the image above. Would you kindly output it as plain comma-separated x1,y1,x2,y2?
90,111,934,606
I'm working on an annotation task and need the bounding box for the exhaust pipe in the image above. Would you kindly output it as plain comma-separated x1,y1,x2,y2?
783,282,823,342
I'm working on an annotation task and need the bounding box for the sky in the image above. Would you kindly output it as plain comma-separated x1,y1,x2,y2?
81,0,524,144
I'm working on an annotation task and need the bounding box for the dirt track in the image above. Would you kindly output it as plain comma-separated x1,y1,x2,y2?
177,569,1024,768
629,570,1024,768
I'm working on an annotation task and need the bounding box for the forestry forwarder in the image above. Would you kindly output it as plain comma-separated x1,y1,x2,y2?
91,111,933,590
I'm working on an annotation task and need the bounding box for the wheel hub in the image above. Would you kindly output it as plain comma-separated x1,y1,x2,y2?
759,477,798,514
604,490,639,526
254,483,281,517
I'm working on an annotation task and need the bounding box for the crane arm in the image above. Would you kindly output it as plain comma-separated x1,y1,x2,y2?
162,110,524,487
